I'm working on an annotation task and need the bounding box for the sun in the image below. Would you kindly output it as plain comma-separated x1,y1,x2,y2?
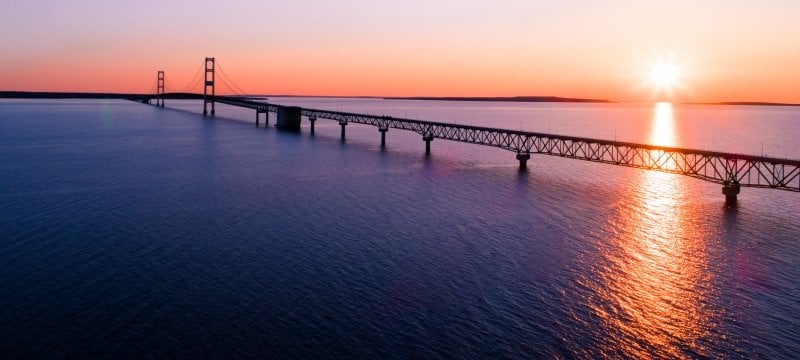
649,62,679,89
640,51,690,101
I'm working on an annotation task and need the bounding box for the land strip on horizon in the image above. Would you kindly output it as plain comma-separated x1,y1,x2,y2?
2,91,799,107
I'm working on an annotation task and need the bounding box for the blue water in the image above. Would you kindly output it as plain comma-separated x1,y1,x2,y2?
1,99,799,358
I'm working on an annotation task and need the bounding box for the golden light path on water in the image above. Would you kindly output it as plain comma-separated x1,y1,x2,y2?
587,102,723,357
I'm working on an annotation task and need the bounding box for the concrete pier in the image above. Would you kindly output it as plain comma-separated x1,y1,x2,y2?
423,133,434,154
256,110,268,127
309,116,317,134
276,106,301,130
379,126,388,147
339,119,348,140
723,183,741,206
516,152,531,171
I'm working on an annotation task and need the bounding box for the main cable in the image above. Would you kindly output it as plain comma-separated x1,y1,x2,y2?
215,69,244,96
216,77,242,96
180,60,206,93
215,61,249,96
165,78,180,93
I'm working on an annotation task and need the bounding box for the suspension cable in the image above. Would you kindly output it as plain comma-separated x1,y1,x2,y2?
184,73,204,94
214,69,243,96
180,60,206,93
147,78,157,95
214,70,245,97
215,61,249,96
165,78,180,93
216,76,244,97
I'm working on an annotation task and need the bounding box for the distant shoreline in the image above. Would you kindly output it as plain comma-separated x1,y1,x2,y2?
0,91,146,99
384,96,613,103
691,101,800,107
2,91,798,107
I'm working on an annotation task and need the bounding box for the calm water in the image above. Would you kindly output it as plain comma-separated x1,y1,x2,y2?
1,98,799,358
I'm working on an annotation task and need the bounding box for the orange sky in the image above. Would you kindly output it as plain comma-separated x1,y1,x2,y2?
1,1,799,103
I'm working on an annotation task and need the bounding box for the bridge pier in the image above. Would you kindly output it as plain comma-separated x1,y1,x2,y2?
203,102,216,116
379,126,388,147
723,183,740,206
340,119,348,140
309,116,317,134
276,107,301,130
423,133,434,154
255,110,269,127
516,152,531,171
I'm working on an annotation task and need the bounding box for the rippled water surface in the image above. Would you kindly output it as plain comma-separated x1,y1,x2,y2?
1,98,799,358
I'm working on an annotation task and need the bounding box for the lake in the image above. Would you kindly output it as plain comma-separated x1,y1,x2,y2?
1,98,798,358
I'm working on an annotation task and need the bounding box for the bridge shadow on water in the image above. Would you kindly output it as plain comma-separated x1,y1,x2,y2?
154,103,315,143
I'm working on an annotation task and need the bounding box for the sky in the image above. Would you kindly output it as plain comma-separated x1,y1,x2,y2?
1,0,799,103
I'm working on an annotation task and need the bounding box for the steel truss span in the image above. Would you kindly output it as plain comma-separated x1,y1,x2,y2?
292,106,800,193
159,95,800,194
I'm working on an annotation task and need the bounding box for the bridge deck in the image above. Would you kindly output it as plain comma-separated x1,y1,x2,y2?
168,94,800,193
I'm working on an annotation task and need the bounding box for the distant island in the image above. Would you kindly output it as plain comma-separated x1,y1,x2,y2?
712,101,800,107
386,96,612,103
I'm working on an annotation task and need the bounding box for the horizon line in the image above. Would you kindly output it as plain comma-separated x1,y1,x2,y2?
1,90,799,107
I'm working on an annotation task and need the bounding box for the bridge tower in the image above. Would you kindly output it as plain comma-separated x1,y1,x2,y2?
156,70,165,107
203,57,215,115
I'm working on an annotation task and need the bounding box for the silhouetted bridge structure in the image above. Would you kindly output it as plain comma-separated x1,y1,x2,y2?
21,57,800,205
142,91,800,205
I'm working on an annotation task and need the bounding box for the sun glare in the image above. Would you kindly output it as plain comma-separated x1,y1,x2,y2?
649,62,679,89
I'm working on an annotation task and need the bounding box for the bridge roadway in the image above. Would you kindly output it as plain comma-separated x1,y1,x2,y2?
150,94,800,204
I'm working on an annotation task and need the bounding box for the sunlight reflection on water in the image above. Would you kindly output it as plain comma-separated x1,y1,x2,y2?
591,102,724,357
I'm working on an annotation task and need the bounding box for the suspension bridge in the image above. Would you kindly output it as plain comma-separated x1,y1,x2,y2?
133,57,800,205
